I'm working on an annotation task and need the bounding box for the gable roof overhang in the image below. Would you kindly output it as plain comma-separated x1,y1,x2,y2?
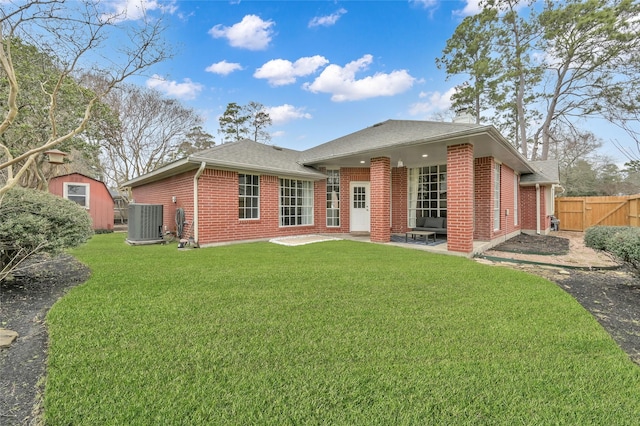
123,139,327,188
298,120,535,174
519,160,561,186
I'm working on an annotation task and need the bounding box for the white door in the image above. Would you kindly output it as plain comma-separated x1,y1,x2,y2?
350,182,370,232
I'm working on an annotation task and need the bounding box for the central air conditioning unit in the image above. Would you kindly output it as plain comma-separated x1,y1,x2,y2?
126,203,163,245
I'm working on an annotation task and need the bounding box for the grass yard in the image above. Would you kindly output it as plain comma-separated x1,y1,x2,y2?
45,233,640,424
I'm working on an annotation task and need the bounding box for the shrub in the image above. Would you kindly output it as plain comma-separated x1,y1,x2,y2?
0,187,93,279
585,226,640,269
584,226,628,250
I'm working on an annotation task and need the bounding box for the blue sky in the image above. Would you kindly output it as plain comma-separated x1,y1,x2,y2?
106,0,632,163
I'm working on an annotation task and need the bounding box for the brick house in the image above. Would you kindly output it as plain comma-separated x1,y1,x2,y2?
49,173,115,231
123,119,559,256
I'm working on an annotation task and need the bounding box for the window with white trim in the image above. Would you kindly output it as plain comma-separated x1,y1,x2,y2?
280,179,313,226
63,183,90,208
239,174,260,219
494,163,501,230
514,174,519,226
326,169,340,227
408,165,447,226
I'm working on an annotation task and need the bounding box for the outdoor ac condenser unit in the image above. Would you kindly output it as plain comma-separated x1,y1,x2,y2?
127,204,163,244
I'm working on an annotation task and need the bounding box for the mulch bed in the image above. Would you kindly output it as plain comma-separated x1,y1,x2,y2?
0,255,90,425
491,233,570,255
1,236,639,424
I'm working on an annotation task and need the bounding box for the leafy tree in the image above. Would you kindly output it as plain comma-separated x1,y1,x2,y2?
0,186,93,282
218,102,249,143
246,101,272,144
218,101,272,144
439,0,640,161
0,39,103,189
436,8,498,124
488,0,543,157
597,163,623,196
533,0,640,160
0,0,170,200
173,126,216,159
564,159,599,196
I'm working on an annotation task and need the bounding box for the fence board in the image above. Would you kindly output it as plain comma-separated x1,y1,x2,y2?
555,195,640,231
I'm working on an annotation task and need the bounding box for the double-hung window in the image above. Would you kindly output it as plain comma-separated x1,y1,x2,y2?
63,183,90,208
239,174,259,219
280,179,313,226
514,174,519,226
326,170,340,227
494,163,501,230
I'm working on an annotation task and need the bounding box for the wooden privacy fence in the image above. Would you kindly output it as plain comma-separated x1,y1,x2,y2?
554,195,640,232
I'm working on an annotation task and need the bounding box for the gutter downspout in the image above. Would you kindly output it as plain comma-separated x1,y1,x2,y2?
193,162,206,245
536,183,541,235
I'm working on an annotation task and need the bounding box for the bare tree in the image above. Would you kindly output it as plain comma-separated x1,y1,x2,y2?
0,0,170,200
90,83,202,189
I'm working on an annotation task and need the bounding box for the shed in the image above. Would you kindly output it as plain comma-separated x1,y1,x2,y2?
49,173,115,231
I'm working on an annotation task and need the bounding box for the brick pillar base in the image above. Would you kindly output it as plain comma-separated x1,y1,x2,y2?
370,157,390,242
447,144,474,253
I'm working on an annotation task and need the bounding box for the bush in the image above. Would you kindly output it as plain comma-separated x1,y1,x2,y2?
584,226,628,250
584,226,640,268
0,187,93,279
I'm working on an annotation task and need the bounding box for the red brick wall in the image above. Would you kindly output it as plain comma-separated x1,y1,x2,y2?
132,170,195,236
370,157,390,242
133,168,353,245
520,185,549,233
500,165,518,236
391,167,408,232
474,157,492,240
339,168,370,233
447,144,474,253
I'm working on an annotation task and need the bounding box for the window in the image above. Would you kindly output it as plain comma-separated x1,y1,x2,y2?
280,179,313,226
63,183,89,208
326,169,340,227
408,165,447,226
514,175,519,226
239,174,259,219
494,163,501,230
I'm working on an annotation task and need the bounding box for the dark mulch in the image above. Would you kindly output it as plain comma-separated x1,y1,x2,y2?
0,255,90,425
1,239,639,424
491,232,570,255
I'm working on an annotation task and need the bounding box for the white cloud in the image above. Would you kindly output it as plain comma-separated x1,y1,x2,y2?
303,54,415,102
146,74,203,100
409,87,457,115
410,0,438,9
254,56,329,86
209,15,275,51
205,60,243,76
101,0,177,22
308,8,347,28
265,104,312,125
271,130,286,138
453,0,483,17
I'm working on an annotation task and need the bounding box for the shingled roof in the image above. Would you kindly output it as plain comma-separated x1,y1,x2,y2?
298,119,482,164
520,160,560,185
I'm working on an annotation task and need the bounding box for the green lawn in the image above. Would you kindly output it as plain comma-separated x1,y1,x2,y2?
45,233,640,424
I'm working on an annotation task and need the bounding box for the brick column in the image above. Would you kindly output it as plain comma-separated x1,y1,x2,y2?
391,166,408,232
370,157,391,242
447,144,474,253
473,157,493,241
